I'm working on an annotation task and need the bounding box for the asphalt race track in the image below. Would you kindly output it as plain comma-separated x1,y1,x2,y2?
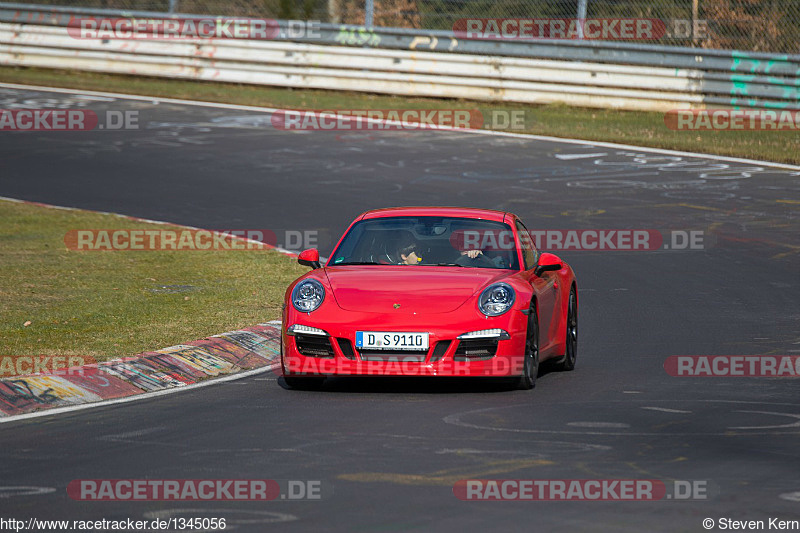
1,85,799,531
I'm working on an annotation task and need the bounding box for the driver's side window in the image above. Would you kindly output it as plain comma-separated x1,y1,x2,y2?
515,220,538,270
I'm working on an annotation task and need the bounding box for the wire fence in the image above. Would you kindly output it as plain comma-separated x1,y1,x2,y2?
14,0,800,53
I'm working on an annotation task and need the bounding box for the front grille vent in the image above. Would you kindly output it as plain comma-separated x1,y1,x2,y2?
430,341,451,362
358,349,428,362
336,338,356,359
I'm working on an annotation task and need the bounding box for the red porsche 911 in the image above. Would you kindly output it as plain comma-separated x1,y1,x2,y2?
280,207,578,390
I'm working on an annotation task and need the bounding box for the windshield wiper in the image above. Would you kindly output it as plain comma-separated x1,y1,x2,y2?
335,261,381,265
436,262,465,267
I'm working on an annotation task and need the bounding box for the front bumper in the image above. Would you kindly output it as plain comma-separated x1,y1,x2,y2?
281,306,528,377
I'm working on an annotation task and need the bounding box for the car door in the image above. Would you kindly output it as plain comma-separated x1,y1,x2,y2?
515,219,558,354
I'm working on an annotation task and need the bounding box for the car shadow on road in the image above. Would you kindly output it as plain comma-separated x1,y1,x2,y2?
278,363,561,393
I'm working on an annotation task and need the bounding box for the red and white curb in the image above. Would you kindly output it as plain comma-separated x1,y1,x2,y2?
0,321,283,423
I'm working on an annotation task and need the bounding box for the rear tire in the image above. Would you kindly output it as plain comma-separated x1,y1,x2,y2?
516,303,539,390
553,287,578,372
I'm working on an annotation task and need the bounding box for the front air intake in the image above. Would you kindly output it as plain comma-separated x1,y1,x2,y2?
295,333,335,357
454,339,498,361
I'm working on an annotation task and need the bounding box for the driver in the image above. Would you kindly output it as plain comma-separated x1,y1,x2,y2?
398,240,423,265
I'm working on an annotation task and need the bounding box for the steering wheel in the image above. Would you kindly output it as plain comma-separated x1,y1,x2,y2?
455,252,495,268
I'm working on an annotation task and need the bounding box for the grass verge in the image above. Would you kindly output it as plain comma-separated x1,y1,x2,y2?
0,198,304,362
1,66,798,165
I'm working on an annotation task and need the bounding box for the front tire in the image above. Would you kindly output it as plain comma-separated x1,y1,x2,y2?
516,303,539,390
283,376,325,390
281,338,325,390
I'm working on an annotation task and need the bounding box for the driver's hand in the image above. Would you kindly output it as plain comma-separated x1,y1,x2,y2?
462,249,483,259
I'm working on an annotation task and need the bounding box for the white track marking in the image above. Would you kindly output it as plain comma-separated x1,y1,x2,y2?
554,152,609,160
0,486,57,498
567,422,631,428
728,410,800,430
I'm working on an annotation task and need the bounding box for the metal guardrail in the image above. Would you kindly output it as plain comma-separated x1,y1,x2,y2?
0,2,798,111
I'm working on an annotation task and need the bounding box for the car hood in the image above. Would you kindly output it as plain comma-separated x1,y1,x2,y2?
323,266,510,314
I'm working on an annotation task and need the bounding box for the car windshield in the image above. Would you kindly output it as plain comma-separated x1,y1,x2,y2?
328,216,519,270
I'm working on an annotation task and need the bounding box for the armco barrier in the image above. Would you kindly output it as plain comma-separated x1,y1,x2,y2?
0,2,798,111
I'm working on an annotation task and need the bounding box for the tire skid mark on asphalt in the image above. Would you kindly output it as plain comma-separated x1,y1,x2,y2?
98,426,168,441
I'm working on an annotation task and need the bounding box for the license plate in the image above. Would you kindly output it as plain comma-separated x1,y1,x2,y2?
355,331,429,350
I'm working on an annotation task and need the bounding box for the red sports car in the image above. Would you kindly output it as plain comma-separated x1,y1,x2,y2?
280,207,578,389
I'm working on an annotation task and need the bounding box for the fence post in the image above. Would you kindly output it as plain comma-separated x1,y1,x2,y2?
365,0,374,28
576,0,588,39
328,0,341,23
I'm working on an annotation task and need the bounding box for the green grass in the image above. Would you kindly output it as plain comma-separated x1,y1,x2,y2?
1,66,798,165
0,199,305,362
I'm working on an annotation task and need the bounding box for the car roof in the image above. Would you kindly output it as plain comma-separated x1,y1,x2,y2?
359,206,512,223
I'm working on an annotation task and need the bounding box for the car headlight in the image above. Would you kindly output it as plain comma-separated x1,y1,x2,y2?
292,279,325,313
478,283,515,317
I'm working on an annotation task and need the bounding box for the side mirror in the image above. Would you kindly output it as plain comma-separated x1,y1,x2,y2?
534,252,562,277
298,248,321,269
